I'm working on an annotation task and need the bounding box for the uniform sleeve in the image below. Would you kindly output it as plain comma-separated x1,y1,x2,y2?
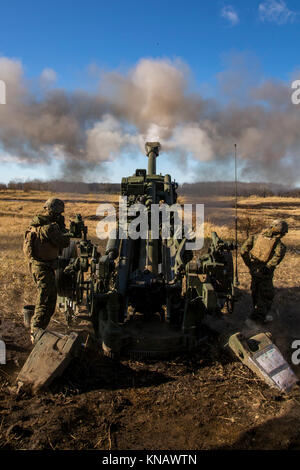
56,214,67,232
240,235,254,267
41,223,70,249
267,240,286,270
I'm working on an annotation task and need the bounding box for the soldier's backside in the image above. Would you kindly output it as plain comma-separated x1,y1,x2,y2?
24,203,70,343
241,222,287,322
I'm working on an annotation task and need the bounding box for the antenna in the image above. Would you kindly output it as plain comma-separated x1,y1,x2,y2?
234,143,239,287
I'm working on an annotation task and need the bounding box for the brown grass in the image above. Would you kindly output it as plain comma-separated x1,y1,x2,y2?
0,191,299,322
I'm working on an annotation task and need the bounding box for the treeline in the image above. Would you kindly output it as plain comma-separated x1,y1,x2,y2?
1,179,299,197
2,179,120,194
179,181,300,197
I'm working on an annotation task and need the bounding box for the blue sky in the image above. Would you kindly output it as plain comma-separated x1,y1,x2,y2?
1,0,299,83
0,0,300,184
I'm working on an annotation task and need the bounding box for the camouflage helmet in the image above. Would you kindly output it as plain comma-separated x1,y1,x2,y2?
44,198,65,214
270,219,288,235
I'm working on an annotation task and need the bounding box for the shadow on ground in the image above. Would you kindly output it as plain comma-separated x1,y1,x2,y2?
218,408,300,450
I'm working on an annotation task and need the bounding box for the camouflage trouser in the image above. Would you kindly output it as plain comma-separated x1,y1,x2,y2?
30,260,57,333
250,273,275,319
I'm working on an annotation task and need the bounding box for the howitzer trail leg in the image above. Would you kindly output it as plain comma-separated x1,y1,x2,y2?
228,332,298,392
16,330,81,393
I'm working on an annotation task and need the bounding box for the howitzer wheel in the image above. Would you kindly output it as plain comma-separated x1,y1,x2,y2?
55,241,78,298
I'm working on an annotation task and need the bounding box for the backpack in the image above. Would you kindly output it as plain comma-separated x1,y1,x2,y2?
250,233,277,263
23,227,38,260
24,224,61,261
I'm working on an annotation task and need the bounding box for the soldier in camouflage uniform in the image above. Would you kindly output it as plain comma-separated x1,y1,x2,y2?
241,219,288,323
25,198,70,343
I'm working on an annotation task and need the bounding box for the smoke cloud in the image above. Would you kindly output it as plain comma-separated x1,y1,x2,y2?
0,55,299,183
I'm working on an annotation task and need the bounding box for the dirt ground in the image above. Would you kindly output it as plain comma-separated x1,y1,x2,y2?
0,190,300,450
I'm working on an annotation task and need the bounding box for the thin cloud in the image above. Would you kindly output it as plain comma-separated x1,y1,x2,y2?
40,68,57,85
258,0,297,25
221,5,240,26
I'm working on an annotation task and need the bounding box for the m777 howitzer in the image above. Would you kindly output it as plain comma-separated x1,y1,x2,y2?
17,142,298,393
55,143,236,359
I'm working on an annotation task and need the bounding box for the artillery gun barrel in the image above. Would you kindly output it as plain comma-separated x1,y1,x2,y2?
148,150,156,175
145,141,161,175
144,142,161,273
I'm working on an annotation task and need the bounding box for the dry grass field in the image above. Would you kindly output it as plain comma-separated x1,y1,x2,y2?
0,191,119,320
0,190,300,450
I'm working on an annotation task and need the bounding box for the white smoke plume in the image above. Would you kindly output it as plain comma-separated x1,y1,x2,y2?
0,55,299,182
